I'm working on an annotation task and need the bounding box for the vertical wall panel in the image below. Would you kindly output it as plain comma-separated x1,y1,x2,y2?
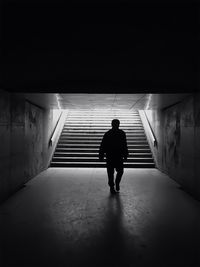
0,91,11,201
10,95,26,192
24,102,44,181
194,94,200,198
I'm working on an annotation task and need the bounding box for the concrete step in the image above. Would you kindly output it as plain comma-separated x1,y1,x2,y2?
55,147,151,152
64,124,143,126
54,152,153,157
66,115,140,118
65,117,141,123
62,129,144,133
67,111,139,113
67,112,139,115
63,127,143,131
66,118,140,121
67,113,139,116
65,119,141,122
63,127,143,130
57,144,149,149
58,140,148,145
50,162,155,168
64,122,142,129
63,127,144,133
59,136,147,141
61,132,146,137
52,157,154,163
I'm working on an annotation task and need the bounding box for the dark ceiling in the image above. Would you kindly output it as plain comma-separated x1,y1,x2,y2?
2,0,199,93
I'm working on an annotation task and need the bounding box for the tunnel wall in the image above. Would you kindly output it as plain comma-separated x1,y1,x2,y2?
0,90,60,203
24,101,44,180
145,93,200,200
42,109,64,169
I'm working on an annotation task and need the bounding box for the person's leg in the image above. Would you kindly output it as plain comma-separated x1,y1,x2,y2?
107,163,115,187
115,161,124,191
107,162,116,193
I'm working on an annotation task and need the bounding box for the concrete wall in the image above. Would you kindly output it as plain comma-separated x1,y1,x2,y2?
42,109,64,169
0,91,12,200
145,93,200,200
0,91,61,203
24,101,44,181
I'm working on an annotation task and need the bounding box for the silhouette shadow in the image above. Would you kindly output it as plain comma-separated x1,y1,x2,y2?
81,194,136,267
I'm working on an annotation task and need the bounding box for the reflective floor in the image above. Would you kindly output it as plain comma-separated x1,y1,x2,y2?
0,168,200,267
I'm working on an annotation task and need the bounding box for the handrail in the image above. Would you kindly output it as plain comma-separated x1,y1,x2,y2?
49,111,66,146
139,110,157,147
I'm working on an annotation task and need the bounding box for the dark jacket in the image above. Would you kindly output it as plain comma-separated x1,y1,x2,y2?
99,128,128,161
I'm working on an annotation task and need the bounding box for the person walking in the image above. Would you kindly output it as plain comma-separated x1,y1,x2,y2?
99,119,128,194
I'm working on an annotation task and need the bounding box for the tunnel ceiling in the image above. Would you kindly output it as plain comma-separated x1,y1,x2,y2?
22,93,190,110
2,0,199,93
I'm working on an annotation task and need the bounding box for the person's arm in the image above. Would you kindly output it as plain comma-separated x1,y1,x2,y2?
99,133,106,161
123,132,128,160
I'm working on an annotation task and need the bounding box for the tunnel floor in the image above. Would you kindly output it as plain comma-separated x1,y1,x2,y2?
0,168,200,267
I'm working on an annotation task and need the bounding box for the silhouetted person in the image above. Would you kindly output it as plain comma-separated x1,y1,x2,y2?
99,119,128,194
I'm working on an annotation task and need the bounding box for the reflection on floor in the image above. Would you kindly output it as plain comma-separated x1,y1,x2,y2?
0,168,200,267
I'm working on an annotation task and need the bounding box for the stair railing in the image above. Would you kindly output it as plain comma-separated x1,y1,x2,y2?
49,110,67,147
139,110,157,147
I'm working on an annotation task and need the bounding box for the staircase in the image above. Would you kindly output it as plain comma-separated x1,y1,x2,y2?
51,110,155,168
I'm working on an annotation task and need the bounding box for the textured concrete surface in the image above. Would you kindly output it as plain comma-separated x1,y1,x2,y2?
0,91,26,202
24,101,44,180
145,93,200,200
0,168,199,267
0,91,62,203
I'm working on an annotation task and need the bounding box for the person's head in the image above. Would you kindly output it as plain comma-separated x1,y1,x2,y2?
111,119,120,129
